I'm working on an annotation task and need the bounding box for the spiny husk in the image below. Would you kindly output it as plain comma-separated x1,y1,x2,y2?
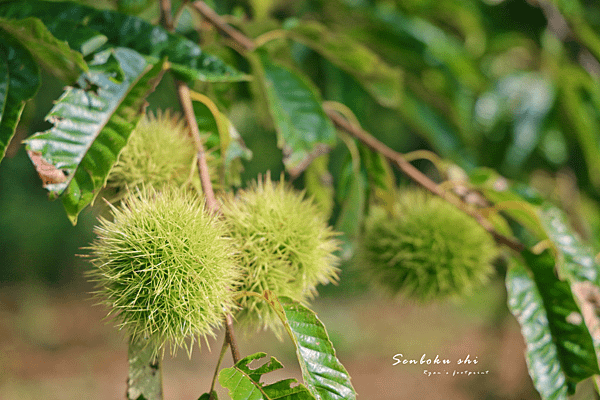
220,175,340,333
88,185,240,358
105,110,206,199
358,188,498,302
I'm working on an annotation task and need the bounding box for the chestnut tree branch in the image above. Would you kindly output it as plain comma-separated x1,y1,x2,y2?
191,0,526,253
161,0,241,365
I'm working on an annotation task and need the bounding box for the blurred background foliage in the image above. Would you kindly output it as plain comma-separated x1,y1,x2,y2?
3,0,600,285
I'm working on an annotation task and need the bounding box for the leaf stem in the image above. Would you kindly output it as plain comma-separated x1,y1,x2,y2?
190,0,526,255
192,1,256,52
324,107,525,252
163,0,241,367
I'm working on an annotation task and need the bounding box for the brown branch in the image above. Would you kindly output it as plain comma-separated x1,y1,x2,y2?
192,1,256,52
190,0,526,253
161,0,240,364
325,108,525,253
176,81,219,213
159,0,174,31
175,81,240,363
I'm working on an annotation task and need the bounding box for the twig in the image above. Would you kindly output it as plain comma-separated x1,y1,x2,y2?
159,0,174,31
325,108,525,252
192,1,256,52
176,81,219,213
175,80,241,363
189,0,528,255
161,0,241,365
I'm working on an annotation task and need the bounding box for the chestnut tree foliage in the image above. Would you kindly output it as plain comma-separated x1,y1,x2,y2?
2,0,600,399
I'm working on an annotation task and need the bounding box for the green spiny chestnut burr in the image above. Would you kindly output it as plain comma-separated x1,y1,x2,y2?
220,175,340,332
88,185,240,357
106,111,198,196
358,188,498,302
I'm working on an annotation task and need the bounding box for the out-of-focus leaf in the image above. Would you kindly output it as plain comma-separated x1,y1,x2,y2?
400,91,474,169
25,48,164,224
263,294,357,400
117,0,153,14
253,50,336,171
507,251,600,398
372,3,485,92
286,21,403,108
0,0,244,82
218,352,315,400
305,154,334,218
0,17,86,83
0,33,40,162
335,152,367,260
560,66,600,191
475,73,555,174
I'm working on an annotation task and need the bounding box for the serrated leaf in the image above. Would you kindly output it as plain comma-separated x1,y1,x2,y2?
0,16,86,83
253,50,336,171
538,205,600,285
25,48,164,223
0,32,40,162
219,352,315,400
285,21,402,108
263,294,356,400
0,0,243,83
507,251,600,399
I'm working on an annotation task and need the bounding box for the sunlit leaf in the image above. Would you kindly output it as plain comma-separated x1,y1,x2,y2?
264,293,357,400
218,352,315,400
0,16,86,83
25,48,164,223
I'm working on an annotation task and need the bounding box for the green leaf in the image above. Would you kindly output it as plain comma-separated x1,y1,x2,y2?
218,352,315,400
253,50,337,171
538,204,600,285
304,154,334,218
507,251,600,399
335,153,367,259
263,293,357,400
399,91,474,169
286,21,403,108
117,0,154,14
560,66,600,191
197,392,218,400
0,0,244,83
127,338,162,400
25,48,164,223
190,94,252,187
0,16,86,83
372,5,484,92
0,32,40,162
